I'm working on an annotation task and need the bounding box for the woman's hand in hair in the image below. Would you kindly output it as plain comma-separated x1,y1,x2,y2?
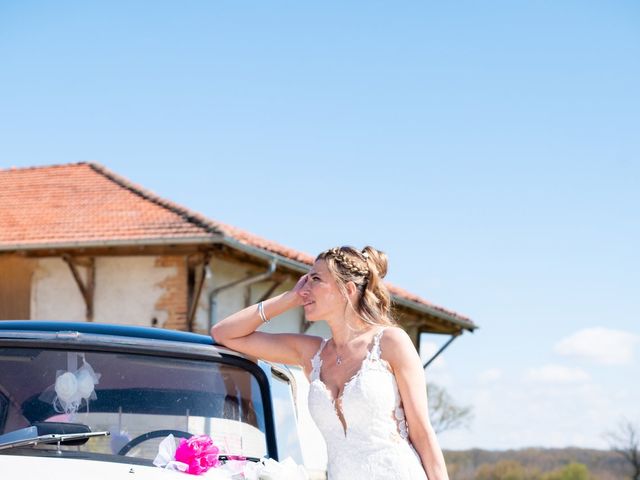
286,273,309,304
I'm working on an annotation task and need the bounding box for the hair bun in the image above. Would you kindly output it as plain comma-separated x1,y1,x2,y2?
362,246,388,279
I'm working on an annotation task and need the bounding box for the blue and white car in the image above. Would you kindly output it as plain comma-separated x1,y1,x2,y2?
0,321,305,479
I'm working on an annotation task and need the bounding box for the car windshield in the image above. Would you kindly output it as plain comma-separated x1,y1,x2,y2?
0,346,267,461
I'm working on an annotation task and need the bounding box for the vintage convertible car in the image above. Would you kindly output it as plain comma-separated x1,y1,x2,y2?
0,321,305,479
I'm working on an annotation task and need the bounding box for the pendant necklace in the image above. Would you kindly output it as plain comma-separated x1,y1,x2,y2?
334,327,369,367
335,341,343,365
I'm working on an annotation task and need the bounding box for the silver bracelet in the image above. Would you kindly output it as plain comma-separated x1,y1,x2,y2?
258,301,269,323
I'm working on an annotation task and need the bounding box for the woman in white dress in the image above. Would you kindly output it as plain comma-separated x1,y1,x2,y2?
211,246,450,480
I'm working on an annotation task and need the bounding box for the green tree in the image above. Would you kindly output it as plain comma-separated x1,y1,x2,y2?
475,460,527,480
541,462,591,480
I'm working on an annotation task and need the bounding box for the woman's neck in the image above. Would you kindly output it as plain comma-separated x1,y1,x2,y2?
328,315,372,348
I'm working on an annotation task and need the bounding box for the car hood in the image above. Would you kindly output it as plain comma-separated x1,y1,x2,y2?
0,455,187,479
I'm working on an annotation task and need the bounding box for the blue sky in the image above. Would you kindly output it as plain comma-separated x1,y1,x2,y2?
1,1,639,450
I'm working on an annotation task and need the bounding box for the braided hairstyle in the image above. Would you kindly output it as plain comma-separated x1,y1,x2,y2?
316,245,396,326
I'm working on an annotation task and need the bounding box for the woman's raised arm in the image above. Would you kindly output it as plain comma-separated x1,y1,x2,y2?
210,275,320,367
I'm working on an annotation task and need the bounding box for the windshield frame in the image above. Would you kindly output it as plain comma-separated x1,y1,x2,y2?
0,333,279,461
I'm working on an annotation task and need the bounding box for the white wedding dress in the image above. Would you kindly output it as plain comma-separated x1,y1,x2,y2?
308,328,428,480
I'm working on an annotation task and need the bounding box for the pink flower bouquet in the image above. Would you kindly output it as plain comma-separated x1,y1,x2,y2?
153,434,222,475
174,435,221,475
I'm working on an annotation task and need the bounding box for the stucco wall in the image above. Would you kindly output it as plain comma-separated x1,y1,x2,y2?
31,256,177,326
32,258,86,321
94,256,177,326
28,254,328,338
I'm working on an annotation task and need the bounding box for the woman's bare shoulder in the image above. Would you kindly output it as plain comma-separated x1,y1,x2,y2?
381,325,412,345
380,326,418,363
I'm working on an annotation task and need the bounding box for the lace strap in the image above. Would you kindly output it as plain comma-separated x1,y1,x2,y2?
369,328,386,361
310,338,328,381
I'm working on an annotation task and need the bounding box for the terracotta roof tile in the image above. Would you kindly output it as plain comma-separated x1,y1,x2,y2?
0,162,472,325
0,163,215,245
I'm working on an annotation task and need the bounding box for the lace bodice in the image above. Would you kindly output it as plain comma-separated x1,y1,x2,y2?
307,328,428,480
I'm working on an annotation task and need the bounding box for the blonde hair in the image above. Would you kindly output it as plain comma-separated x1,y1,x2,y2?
316,245,396,326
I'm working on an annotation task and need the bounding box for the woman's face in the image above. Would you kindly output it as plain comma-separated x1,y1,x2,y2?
300,260,346,322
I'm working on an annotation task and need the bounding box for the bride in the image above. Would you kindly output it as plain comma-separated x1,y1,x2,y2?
211,246,450,480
